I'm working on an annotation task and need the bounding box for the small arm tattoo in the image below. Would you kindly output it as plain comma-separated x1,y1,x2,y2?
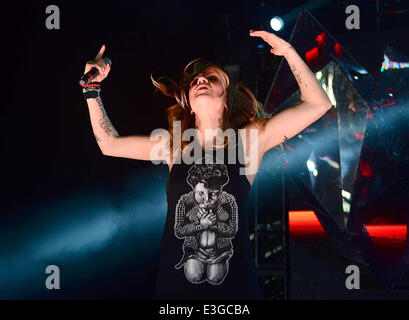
94,134,101,142
95,96,119,137
289,63,308,89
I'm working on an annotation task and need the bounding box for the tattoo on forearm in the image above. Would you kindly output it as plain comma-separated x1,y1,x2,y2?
290,63,308,89
94,134,101,142
99,117,113,136
96,97,119,137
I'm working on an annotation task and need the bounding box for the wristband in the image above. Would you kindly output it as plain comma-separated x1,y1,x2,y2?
82,82,101,99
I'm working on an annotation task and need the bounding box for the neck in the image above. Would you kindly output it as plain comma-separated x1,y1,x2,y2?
194,113,224,149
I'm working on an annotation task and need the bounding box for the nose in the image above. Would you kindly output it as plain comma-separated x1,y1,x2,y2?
197,76,208,85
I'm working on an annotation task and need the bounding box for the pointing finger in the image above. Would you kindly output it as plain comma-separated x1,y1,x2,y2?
95,44,105,60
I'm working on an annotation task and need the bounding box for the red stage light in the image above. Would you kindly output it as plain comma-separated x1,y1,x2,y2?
364,225,407,240
353,132,365,140
289,210,327,239
380,100,397,108
364,225,407,252
289,211,407,243
334,43,342,57
359,159,373,178
315,32,326,47
305,47,320,65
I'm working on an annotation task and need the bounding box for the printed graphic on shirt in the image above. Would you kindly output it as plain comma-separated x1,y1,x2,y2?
174,156,238,285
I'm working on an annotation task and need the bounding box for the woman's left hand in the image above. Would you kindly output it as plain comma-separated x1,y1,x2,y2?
249,30,293,56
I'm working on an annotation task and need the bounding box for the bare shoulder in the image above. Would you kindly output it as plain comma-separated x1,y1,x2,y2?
240,119,268,134
239,119,267,151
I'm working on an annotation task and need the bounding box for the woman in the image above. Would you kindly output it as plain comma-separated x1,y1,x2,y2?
82,30,332,299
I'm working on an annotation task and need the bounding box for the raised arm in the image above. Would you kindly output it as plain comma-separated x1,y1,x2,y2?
86,96,165,161
249,30,332,155
83,45,168,162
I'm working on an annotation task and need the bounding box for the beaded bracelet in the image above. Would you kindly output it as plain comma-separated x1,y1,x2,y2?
82,82,101,99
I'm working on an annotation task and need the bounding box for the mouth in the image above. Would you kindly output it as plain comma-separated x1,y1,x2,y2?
196,85,209,93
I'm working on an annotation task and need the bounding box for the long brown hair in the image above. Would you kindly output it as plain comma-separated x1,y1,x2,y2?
151,58,268,153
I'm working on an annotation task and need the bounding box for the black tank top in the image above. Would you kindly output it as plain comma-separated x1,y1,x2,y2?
155,129,262,300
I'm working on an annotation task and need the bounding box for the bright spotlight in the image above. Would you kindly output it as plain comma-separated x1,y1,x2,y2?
306,160,316,172
270,16,284,31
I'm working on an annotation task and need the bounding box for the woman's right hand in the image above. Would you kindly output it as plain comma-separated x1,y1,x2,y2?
83,44,111,83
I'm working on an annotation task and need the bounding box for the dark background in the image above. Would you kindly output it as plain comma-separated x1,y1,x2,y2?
1,0,409,299
3,0,409,216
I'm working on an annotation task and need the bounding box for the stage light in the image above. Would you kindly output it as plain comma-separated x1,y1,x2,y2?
319,155,340,169
364,225,407,241
306,160,316,172
270,16,284,31
342,199,351,213
306,159,318,178
289,210,407,241
289,210,327,239
380,54,409,72
342,190,351,201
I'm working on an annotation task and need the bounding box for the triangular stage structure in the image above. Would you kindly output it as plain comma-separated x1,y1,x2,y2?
264,8,377,232
263,8,409,290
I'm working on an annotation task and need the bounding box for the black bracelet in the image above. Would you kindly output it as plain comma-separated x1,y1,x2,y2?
82,83,101,100
83,89,101,99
